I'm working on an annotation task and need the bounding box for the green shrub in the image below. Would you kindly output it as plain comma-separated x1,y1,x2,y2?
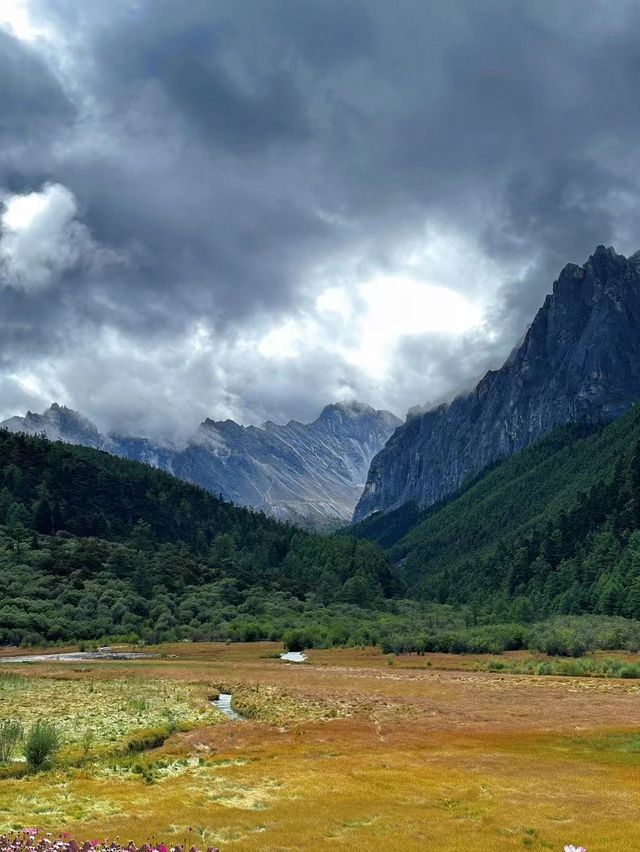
24,720,61,770
0,719,23,762
560,659,589,677
619,664,640,679
535,628,589,657
162,708,178,734
283,630,305,652
282,627,325,652
81,729,95,757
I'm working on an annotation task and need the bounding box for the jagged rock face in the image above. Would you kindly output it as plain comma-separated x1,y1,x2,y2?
105,435,177,473
2,401,399,528
353,245,640,523
173,402,400,527
1,403,104,448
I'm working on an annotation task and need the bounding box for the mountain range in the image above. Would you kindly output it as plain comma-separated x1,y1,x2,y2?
6,244,640,540
5,242,640,639
1,400,400,528
354,245,640,522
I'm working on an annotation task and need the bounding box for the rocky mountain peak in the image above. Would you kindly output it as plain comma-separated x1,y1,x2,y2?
316,400,400,430
176,402,400,526
628,249,640,272
2,403,103,447
319,400,373,417
353,245,640,523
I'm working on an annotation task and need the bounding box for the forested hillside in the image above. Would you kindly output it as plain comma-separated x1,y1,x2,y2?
4,413,640,654
355,404,640,621
0,430,398,646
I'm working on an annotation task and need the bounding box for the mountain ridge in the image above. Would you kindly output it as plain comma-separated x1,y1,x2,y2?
353,245,640,522
2,400,400,528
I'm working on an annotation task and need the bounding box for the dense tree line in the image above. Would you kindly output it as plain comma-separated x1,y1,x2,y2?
385,405,640,622
0,430,397,645
3,407,640,655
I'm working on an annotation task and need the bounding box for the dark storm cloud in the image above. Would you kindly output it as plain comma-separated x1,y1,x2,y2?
0,27,74,203
87,9,312,152
2,1,640,436
0,28,73,145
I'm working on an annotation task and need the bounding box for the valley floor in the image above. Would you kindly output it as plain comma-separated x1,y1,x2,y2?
1,643,640,850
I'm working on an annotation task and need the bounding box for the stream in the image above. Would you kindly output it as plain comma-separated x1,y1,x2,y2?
0,649,154,663
211,693,246,721
209,652,306,722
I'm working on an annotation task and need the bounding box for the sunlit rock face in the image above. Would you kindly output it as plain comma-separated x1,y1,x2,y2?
2,400,399,529
353,246,640,523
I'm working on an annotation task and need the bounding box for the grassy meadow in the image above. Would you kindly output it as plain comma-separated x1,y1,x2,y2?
1,643,639,850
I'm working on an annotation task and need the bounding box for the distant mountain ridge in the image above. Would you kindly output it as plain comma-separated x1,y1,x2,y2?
2,401,400,528
354,245,640,522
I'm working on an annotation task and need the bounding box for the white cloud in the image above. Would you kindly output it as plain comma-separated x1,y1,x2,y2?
348,275,482,378
0,218,517,438
0,0,46,42
259,276,482,374
0,182,123,293
256,227,491,384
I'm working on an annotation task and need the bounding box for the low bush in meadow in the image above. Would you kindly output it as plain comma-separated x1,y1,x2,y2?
0,720,23,763
24,721,61,771
480,655,640,679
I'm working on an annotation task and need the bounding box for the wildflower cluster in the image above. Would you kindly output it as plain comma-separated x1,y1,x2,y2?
0,832,219,852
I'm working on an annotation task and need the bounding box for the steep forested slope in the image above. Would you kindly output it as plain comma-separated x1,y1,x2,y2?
4,415,640,653
0,430,397,645
355,404,640,620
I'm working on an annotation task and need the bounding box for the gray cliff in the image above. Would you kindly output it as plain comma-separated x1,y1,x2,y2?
353,245,640,522
173,402,399,527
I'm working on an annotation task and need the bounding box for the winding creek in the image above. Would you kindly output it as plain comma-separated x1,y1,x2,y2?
211,693,246,721
211,651,307,722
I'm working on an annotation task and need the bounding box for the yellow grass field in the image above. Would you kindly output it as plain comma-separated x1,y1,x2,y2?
1,643,639,850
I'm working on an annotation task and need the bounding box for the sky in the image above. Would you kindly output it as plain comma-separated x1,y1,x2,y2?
1,1,640,441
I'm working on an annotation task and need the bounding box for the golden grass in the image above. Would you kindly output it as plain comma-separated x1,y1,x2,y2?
0,671,218,749
0,643,639,850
